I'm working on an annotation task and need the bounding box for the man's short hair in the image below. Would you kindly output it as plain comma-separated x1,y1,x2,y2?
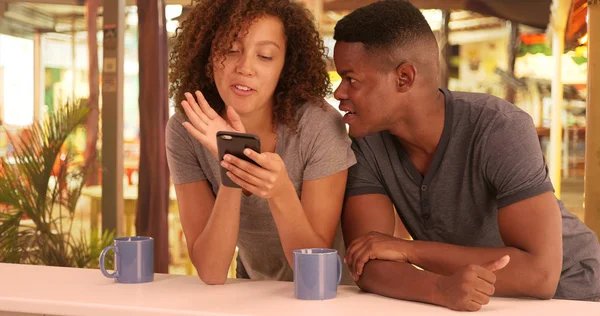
333,0,436,53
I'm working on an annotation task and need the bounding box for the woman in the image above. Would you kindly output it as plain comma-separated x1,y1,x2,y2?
166,0,355,284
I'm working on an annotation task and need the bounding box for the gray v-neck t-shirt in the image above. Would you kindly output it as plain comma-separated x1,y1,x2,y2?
346,89,600,300
166,101,356,281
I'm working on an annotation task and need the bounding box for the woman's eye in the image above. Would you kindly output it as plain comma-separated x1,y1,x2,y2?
259,55,273,61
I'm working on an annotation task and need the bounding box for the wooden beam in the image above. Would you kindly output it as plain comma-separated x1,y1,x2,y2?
71,17,76,102
323,0,468,11
83,0,100,187
548,0,571,198
0,67,3,126
33,32,43,123
437,10,451,88
505,21,519,103
0,0,194,8
2,3,55,30
101,0,125,236
408,0,468,9
0,0,83,4
584,0,600,241
136,0,171,272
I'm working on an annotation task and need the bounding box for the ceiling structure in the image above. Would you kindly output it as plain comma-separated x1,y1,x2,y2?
318,7,507,38
0,0,188,37
322,0,552,29
0,0,587,46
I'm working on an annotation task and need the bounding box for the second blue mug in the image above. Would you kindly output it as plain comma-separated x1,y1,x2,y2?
293,248,342,300
100,236,154,283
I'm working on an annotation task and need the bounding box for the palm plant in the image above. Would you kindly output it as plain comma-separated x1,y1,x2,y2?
0,100,114,268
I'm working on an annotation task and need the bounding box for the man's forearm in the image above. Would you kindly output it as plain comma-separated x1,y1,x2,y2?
358,260,444,306
408,240,559,298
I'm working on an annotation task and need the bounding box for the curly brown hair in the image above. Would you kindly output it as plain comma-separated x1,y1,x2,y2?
169,0,331,132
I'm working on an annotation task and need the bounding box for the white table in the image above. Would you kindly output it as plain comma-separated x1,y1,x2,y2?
0,263,598,316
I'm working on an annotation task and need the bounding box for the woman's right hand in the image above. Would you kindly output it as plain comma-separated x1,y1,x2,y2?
181,91,245,159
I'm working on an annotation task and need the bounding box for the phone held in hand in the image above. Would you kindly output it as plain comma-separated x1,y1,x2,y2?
216,131,261,188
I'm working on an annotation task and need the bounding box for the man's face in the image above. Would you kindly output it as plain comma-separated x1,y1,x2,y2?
333,41,400,138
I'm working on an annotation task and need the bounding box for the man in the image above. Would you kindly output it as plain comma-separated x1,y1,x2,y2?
333,0,600,311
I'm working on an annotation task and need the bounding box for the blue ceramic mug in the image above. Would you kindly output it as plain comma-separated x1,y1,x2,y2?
293,248,342,300
99,236,154,283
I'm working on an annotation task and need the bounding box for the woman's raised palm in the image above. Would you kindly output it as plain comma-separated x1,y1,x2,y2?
181,91,245,160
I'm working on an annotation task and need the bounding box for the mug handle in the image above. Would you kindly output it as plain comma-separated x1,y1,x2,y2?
336,255,342,285
100,246,119,278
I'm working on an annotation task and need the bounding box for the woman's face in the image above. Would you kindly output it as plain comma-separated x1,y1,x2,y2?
213,15,286,116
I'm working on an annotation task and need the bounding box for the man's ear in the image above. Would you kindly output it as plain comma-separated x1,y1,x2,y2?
395,63,416,93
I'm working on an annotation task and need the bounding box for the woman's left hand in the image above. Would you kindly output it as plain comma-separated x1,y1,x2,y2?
220,149,291,199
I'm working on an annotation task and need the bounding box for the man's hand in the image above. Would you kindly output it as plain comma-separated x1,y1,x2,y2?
435,256,510,311
345,231,410,281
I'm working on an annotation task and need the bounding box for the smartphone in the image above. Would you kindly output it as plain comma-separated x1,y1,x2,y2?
216,131,261,188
